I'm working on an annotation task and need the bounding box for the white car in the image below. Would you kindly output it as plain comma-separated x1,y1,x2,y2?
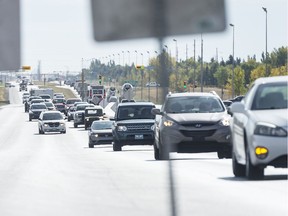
230,76,288,180
38,110,66,134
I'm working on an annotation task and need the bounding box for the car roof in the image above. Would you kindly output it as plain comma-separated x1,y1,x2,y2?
118,102,155,107
253,75,288,85
166,92,219,98
86,105,103,109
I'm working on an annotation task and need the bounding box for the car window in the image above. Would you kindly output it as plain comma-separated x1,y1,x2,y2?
165,96,224,113
43,113,63,120
31,104,46,109
118,106,154,120
252,82,287,110
91,121,113,130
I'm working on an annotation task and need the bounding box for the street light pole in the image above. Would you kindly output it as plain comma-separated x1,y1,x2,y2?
173,39,178,91
229,23,235,98
262,7,268,76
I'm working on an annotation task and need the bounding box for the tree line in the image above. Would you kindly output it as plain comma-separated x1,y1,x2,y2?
86,46,287,98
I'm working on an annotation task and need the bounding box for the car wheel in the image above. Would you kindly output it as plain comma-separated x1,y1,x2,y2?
158,138,169,160
29,117,32,121
84,124,88,130
232,151,245,177
62,130,66,134
39,128,42,134
74,123,78,128
153,141,160,160
113,141,122,151
245,147,264,180
89,141,94,148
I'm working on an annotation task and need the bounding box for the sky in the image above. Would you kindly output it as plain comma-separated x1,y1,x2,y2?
21,0,287,74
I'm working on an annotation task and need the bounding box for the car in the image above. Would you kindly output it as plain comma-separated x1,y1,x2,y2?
29,103,47,121
30,99,45,106
39,94,52,102
54,103,66,114
38,110,66,134
112,102,156,151
145,81,160,87
84,106,105,130
73,104,95,128
151,92,232,160
108,95,118,102
230,76,288,180
229,95,244,103
88,120,114,148
44,101,56,111
22,94,30,103
24,96,42,112
67,106,76,121
52,98,66,104
53,93,64,99
65,98,82,113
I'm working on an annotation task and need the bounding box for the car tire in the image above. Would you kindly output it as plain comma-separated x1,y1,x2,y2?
245,147,264,180
232,151,245,177
158,138,169,160
113,141,122,151
153,141,160,160
89,141,94,148
74,123,78,128
85,124,88,130
29,117,32,121
61,130,66,134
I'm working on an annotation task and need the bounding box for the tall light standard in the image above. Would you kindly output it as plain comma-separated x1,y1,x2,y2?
173,39,178,90
229,23,235,98
147,51,151,101
135,50,138,65
262,7,268,76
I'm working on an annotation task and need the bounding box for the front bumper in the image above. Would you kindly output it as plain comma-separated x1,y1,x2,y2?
249,135,288,168
42,122,66,132
160,124,231,153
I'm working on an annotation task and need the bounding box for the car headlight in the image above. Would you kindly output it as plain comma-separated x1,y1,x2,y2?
151,125,155,130
254,122,287,137
60,123,65,126
93,133,99,137
219,118,230,126
163,120,174,127
44,123,49,127
117,126,127,131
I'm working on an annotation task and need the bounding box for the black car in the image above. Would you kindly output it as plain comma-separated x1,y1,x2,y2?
88,120,114,148
112,102,156,151
84,106,104,130
29,103,47,121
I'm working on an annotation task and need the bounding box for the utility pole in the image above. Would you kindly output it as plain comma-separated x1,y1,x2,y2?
200,34,203,92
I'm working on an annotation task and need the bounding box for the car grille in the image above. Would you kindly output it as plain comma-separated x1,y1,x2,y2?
180,130,216,137
48,122,60,127
126,124,152,131
180,122,217,127
98,133,113,137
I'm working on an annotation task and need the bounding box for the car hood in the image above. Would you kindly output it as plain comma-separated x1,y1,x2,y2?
116,119,155,124
31,109,47,112
166,112,230,123
41,120,65,123
250,109,288,128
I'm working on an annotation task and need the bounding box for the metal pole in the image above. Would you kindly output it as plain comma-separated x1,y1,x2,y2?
262,7,268,76
173,39,178,91
200,34,203,92
229,23,235,98
193,39,196,92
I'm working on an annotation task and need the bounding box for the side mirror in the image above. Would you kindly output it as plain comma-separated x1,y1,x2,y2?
151,108,162,115
230,102,245,114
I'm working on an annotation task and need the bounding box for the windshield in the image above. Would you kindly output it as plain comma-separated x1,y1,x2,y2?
118,106,155,120
252,83,288,110
31,104,46,109
165,96,225,114
91,121,113,130
43,113,63,120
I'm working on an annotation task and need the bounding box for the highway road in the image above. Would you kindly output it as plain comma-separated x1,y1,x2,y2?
0,85,287,216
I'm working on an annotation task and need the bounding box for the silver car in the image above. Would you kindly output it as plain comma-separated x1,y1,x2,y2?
152,92,231,160
230,76,288,180
38,111,66,134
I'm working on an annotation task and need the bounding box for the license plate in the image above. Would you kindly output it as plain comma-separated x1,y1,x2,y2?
135,134,143,139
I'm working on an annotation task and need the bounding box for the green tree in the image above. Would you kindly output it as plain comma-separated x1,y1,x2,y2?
214,65,229,98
